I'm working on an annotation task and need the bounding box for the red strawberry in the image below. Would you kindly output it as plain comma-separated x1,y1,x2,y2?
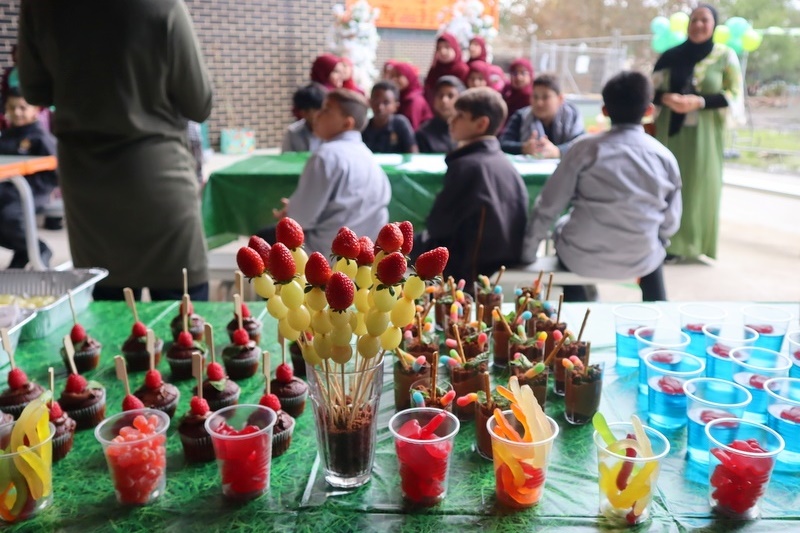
325,272,355,311
236,246,265,279
376,251,407,286
305,252,332,286
49,401,64,421
247,235,272,268
375,223,403,253
207,362,226,381
414,247,449,280
241,302,251,318
268,242,296,282
70,323,87,343
190,396,210,416
275,363,294,383
330,227,361,259
356,236,375,266
144,369,163,389
398,221,414,255
122,394,145,411
259,393,282,412
132,321,147,337
7,368,28,389
65,373,88,393
232,328,250,346
177,331,194,348
276,218,305,250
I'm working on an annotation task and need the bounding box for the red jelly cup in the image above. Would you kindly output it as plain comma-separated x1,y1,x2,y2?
205,404,276,501
388,408,460,506
95,409,170,506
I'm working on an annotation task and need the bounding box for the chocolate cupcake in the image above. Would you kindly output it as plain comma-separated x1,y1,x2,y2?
134,369,180,418
166,331,205,380
48,400,77,462
222,329,260,380
178,396,214,463
122,322,164,372
226,303,262,344
270,364,307,418
0,368,45,419
194,362,241,411
58,374,107,430
0,410,14,449
61,324,101,372
170,303,206,342
258,393,294,458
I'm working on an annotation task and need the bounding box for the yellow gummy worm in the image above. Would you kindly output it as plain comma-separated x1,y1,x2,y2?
8,464,28,518
510,404,533,443
13,447,45,500
35,413,52,466
598,461,623,497
493,409,523,442
611,461,658,509
493,444,525,487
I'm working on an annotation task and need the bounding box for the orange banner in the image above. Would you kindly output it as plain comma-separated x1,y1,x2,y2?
347,0,498,31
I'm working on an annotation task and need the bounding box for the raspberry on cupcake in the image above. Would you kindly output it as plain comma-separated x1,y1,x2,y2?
270,363,307,418
179,352,215,463
58,372,106,430
0,364,45,420
222,327,260,380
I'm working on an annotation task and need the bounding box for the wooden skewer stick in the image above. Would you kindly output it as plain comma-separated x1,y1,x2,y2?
476,304,484,326
204,323,215,364
262,351,271,395
543,332,570,367
416,313,424,344
516,295,530,318
62,335,78,375
576,308,591,344
583,342,592,375
495,306,513,336
192,352,204,400
451,323,466,364
534,270,544,297
67,290,78,325
182,294,191,334
555,293,564,325
481,371,493,410
235,270,244,302
182,267,188,297
431,351,439,403
123,287,138,323
234,294,243,331
48,367,55,408
115,355,131,396
0,328,15,369
395,348,411,371
146,329,156,371
545,272,554,301
448,276,457,303
493,266,506,288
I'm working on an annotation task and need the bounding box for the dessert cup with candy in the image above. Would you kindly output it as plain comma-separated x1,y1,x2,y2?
402,319,439,365
393,349,430,412
508,354,548,409
409,376,455,412
474,271,504,326
433,277,473,333
449,351,489,421
564,359,604,426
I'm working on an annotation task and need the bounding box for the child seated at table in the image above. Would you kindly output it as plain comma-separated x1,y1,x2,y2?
0,88,57,268
259,89,391,254
499,73,584,158
412,87,528,285
416,75,464,154
281,83,325,153
361,81,418,154
521,71,682,301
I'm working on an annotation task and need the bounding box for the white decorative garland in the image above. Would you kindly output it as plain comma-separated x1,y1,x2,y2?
328,1,381,92
438,0,498,62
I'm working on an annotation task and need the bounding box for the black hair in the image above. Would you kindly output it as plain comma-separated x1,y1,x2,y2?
454,87,507,136
601,71,654,125
435,75,466,93
371,80,399,101
6,87,22,99
327,88,369,131
532,73,561,95
293,83,326,111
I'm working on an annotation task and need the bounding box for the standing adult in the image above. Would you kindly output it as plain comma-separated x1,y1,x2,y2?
18,0,213,301
652,4,743,261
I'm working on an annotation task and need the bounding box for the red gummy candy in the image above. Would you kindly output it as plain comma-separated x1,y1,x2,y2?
685,323,704,332
650,352,676,364
710,438,774,515
794,350,800,361
711,343,731,357
658,376,685,394
700,410,737,427
106,416,166,505
746,324,774,335
748,374,768,390
781,407,800,424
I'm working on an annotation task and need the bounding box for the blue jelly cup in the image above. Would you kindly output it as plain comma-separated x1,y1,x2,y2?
643,350,704,430
679,303,728,359
635,326,690,395
730,347,792,423
702,323,758,382
613,304,661,368
763,377,800,472
787,331,800,379
741,305,792,352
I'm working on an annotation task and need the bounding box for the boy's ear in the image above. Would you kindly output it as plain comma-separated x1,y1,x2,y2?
643,103,655,117
476,115,491,135
344,115,356,131
601,105,609,117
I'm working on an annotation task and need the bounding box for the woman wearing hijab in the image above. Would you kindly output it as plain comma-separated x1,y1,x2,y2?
310,53,344,90
388,61,433,131
503,58,534,118
653,4,743,262
424,33,469,104
467,36,487,64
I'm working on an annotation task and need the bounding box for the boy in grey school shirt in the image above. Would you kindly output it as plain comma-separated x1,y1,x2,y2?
261,89,390,255
522,71,682,301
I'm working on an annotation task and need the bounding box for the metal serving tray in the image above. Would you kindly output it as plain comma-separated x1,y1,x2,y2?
0,268,108,340
0,309,37,367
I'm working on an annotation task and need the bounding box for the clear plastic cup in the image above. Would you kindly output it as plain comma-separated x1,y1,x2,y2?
741,305,793,351
702,323,759,381
679,303,728,358
593,421,670,526
730,347,792,423
683,377,752,464
95,409,170,505
487,410,559,509
763,377,800,471
389,408,460,506
0,421,54,523
409,377,454,412
787,331,800,379
564,362,604,425
205,404,276,500
635,326,690,395
613,304,662,367
644,351,705,430
706,418,784,519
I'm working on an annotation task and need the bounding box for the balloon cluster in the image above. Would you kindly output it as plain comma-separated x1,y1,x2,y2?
650,13,763,55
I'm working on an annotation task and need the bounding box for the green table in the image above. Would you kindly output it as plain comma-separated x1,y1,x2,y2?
4,301,799,532
201,153,555,238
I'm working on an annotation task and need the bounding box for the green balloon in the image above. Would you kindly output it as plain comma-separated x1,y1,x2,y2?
652,34,672,53
713,25,731,44
668,31,687,48
726,17,749,38
727,37,743,54
651,16,670,35
742,29,763,52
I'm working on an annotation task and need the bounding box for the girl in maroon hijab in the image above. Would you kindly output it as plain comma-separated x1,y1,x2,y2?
340,57,365,95
502,58,534,118
310,53,344,90
488,65,507,93
467,36,487,64
388,61,433,131
466,60,490,88
424,33,469,103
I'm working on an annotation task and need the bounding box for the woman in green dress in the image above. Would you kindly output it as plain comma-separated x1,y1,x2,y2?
652,4,743,261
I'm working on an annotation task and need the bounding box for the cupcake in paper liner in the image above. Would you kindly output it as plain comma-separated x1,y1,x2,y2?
258,393,295,458
221,338,260,380
166,332,206,381
0,370,45,420
133,369,180,419
178,397,215,463
196,376,240,412
170,307,206,342
58,375,106,430
270,363,308,418
122,334,164,372
49,401,77,462
226,303,262,344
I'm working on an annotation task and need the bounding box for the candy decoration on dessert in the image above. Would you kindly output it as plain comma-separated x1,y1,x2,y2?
115,355,144,411
411,390,426,408
122,287,145,338
709,438,773,515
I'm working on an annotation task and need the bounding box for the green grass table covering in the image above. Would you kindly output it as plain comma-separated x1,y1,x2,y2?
201,153,553,238
2,301,798,532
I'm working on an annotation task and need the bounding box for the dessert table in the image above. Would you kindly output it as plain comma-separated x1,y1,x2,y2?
201,153,556,238
2,301,798,532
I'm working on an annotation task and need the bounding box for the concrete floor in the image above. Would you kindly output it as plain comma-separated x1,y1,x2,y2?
4,156,799,308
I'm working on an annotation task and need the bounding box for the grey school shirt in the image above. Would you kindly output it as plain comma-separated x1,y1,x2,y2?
522,124,682,279
287,130,391,254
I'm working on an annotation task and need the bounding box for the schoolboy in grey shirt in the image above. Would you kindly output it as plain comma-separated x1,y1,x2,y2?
523,71,681,301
